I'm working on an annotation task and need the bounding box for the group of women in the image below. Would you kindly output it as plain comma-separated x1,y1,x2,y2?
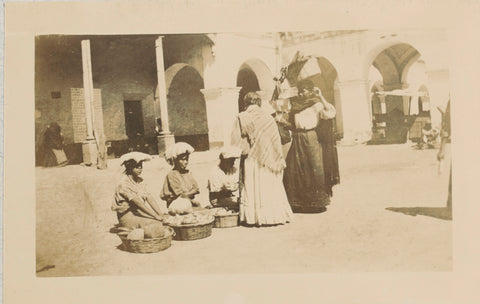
230,79,339,226
113,78,340,229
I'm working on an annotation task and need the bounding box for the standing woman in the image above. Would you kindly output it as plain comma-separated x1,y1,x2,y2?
231,92,293,226
283,79,337,213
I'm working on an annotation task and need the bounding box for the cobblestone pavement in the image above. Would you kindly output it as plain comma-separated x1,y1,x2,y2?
36,143,452,277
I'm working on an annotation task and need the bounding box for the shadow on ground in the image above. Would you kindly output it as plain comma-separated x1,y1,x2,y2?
386,206,452,221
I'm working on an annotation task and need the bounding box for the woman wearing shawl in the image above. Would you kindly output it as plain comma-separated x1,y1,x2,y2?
231,92,293,226
283,79,338,213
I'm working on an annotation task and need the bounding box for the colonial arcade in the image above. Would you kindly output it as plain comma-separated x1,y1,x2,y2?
35,30,450,165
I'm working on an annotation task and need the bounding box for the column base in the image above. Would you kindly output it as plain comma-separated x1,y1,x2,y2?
157,133,175,156
82,139,98,166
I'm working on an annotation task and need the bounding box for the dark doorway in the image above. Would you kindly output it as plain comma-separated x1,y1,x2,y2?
237,67,260,112
124,100,146,152
166,65,210,151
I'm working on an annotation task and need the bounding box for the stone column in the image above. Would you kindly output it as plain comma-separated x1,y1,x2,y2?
155,36,175,155
426,69,450,128
336,79,372,144
201,87,241,148
81,40,98,165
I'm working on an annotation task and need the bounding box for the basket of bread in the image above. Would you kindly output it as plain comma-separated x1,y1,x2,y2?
163,212,215,241
210,208,239,228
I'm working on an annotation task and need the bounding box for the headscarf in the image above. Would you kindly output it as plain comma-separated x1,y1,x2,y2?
164,142,194,165
220,145,242,159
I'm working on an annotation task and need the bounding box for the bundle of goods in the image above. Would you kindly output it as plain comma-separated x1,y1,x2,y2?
117,223,175,254
210,208,239,228
163,212,215,241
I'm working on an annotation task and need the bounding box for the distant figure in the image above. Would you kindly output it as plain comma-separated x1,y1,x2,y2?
231,92,293,226
38,122,68,167
437,100,452,209
418,122,439,149
207,146,242,211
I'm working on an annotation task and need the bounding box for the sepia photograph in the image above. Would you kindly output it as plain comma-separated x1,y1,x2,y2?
34,30,452,277
4,0,480,303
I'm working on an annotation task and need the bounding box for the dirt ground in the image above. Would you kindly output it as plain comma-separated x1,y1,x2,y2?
35,143,452,277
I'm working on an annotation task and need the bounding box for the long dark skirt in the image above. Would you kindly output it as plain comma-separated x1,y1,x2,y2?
283,129,330,213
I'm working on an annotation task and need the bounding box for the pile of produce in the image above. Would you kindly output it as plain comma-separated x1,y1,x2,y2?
163,212,214,226
211,208,237,216
118,222,170,240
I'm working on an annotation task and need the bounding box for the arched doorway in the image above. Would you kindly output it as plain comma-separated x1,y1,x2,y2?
164,63,209,151
236,59,274,112
236,66,260,112
293,56,344,140
367,43,426,144
406,84,432,143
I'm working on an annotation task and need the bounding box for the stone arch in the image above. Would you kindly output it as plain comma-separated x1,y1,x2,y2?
162,63,209,151
236,58,274,112
364,42,425,144
363,39,428,81
238,58,274,91
400,52,422,84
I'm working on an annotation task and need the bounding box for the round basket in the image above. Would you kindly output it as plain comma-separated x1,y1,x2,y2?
167,217,215,241
214,213,239,228
118,226,175,254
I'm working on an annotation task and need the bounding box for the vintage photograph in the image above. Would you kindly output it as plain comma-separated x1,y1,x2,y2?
34,30,452,277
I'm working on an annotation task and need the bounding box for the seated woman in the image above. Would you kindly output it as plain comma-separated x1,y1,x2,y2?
112,152,167,229
208,146,242,211
37,122,69,167
419,123,439,149
160,142,201,215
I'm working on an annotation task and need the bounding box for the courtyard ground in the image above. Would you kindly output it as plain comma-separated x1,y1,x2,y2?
35,143,452,277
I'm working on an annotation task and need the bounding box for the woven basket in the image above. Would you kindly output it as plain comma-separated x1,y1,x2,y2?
214,213,239,228
118,226,175,254
168,217,215,241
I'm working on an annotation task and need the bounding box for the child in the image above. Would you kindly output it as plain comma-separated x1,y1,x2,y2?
112,152,167,229
160,142,200,215
207,146,242,211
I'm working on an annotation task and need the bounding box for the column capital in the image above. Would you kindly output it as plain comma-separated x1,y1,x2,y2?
201,87,242,100
155,36,165,47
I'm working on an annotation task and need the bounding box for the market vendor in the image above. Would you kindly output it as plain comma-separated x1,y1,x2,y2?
112,152,167,229
207,146,242,211
161,142,201,215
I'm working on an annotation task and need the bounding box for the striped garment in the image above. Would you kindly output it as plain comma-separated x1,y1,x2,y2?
231,105,286,174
